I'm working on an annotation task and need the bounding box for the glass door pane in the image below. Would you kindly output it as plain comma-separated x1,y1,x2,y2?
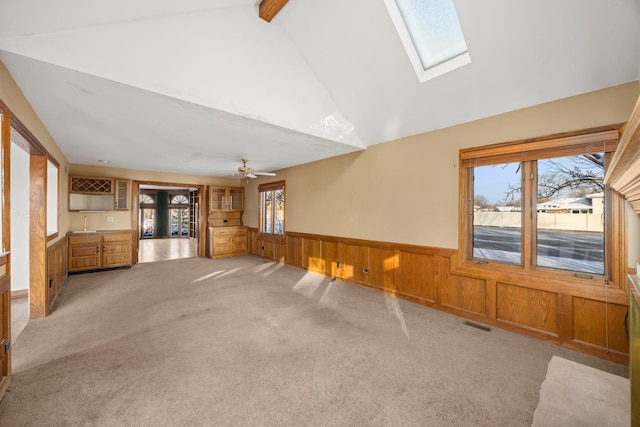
142,209,155,238
180,208,189,237
170,209,179,237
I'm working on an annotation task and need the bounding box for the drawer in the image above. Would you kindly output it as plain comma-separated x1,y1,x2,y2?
213,228,231,236
231,228,248,236
232,242,247,252
103,232,131,243
68,235,101,245
214,244,231,254
215,236,231,244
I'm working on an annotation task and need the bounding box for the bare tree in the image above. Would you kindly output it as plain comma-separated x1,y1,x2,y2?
501,154,604,204
474,194,493,210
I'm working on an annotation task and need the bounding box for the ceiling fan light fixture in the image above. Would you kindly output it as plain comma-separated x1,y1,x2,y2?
228,159,276,179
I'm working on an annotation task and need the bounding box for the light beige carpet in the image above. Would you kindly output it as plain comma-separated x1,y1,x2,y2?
0,256,628,426
532,356,630,426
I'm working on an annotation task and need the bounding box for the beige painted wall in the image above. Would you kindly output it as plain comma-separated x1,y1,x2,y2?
0,60,71,246
69,164,242,231
244,82,640,265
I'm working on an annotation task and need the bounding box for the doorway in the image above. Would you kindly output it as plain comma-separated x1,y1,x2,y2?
9,135,30,342
133,183,205,264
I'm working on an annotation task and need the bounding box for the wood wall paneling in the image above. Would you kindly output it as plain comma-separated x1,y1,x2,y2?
302,238,323,274
46,237,68,310
398,252,435,302
286,235,302,268
322,241,339,278
440,271,487,316
367,247,398,292
496,282,558,335
572,297,629,353
338,243,367,284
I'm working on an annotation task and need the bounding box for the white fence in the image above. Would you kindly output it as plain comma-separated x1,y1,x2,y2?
474,212,603,232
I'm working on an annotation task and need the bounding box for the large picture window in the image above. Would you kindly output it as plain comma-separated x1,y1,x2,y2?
259,181,285,236
461,129,621,279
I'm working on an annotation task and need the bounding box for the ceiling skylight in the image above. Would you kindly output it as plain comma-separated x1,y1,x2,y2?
384,0,470,82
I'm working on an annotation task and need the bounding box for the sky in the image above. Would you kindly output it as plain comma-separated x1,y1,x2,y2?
474,162,521,205
474,154,604,205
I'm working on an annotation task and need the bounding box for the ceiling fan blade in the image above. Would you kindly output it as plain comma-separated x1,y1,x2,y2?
253,172,276,176
247,173,257,178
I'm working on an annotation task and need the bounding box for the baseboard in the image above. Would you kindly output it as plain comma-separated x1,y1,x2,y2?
11,289,28,300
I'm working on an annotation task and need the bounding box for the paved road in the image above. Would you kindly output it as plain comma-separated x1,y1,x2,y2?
473,226,603,273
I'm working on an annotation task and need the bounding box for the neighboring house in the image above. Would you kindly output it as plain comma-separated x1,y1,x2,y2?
537,193,605,215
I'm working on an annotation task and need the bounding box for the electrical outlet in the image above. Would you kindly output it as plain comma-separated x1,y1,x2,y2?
106,216,114,223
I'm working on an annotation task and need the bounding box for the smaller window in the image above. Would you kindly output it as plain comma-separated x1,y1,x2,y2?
46,158,59,237
140,194,154,205
171,194,188,205
259,181,285,236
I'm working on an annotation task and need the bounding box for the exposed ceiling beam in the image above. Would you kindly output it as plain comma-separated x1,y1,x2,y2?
259,0,289,23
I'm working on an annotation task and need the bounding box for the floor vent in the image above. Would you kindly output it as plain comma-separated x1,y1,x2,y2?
464,321,491,332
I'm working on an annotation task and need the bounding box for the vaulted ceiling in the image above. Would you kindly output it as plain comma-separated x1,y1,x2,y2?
1,0,639,177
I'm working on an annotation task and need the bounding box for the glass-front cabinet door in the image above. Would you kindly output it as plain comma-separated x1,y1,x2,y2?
115,179,129,210
210,187,227,211
229,187,243,211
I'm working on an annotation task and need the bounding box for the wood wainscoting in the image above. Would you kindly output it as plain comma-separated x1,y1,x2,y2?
249,228,629,364
46,238,68,312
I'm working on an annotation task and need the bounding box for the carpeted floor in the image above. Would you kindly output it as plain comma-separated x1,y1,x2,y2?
0,256,628,426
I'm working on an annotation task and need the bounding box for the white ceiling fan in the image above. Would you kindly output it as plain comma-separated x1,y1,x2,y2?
232,159,276,179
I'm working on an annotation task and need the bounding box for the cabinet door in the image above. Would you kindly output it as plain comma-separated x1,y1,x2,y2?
115,179,129,210
69,243,101,271
210,187,227,211
102,233,132,268
228,187,244,211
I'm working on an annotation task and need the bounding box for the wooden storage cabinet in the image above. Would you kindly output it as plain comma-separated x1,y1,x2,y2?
68,231,132,272
115,179,130,210
68,176,130,211
211,226,247,259
209,186,243,212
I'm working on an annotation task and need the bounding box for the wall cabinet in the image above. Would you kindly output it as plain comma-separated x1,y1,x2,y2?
68,231,132,272
68,176,130,211
209,186,243,212
210,226,248,259
115,179,130,210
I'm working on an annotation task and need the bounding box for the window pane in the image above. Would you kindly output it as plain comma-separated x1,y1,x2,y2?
262,191,272,234
181,208,189,237
142,209,155,238
472,163,522,264
536,154,604,274
394,0,468,70
47,159,59,236
170,209,179,237
171,194,188,204
140,194,154,204
274,189,284,235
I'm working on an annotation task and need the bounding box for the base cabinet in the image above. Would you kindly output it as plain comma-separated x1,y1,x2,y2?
210,226,247,259
68,231,132,272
